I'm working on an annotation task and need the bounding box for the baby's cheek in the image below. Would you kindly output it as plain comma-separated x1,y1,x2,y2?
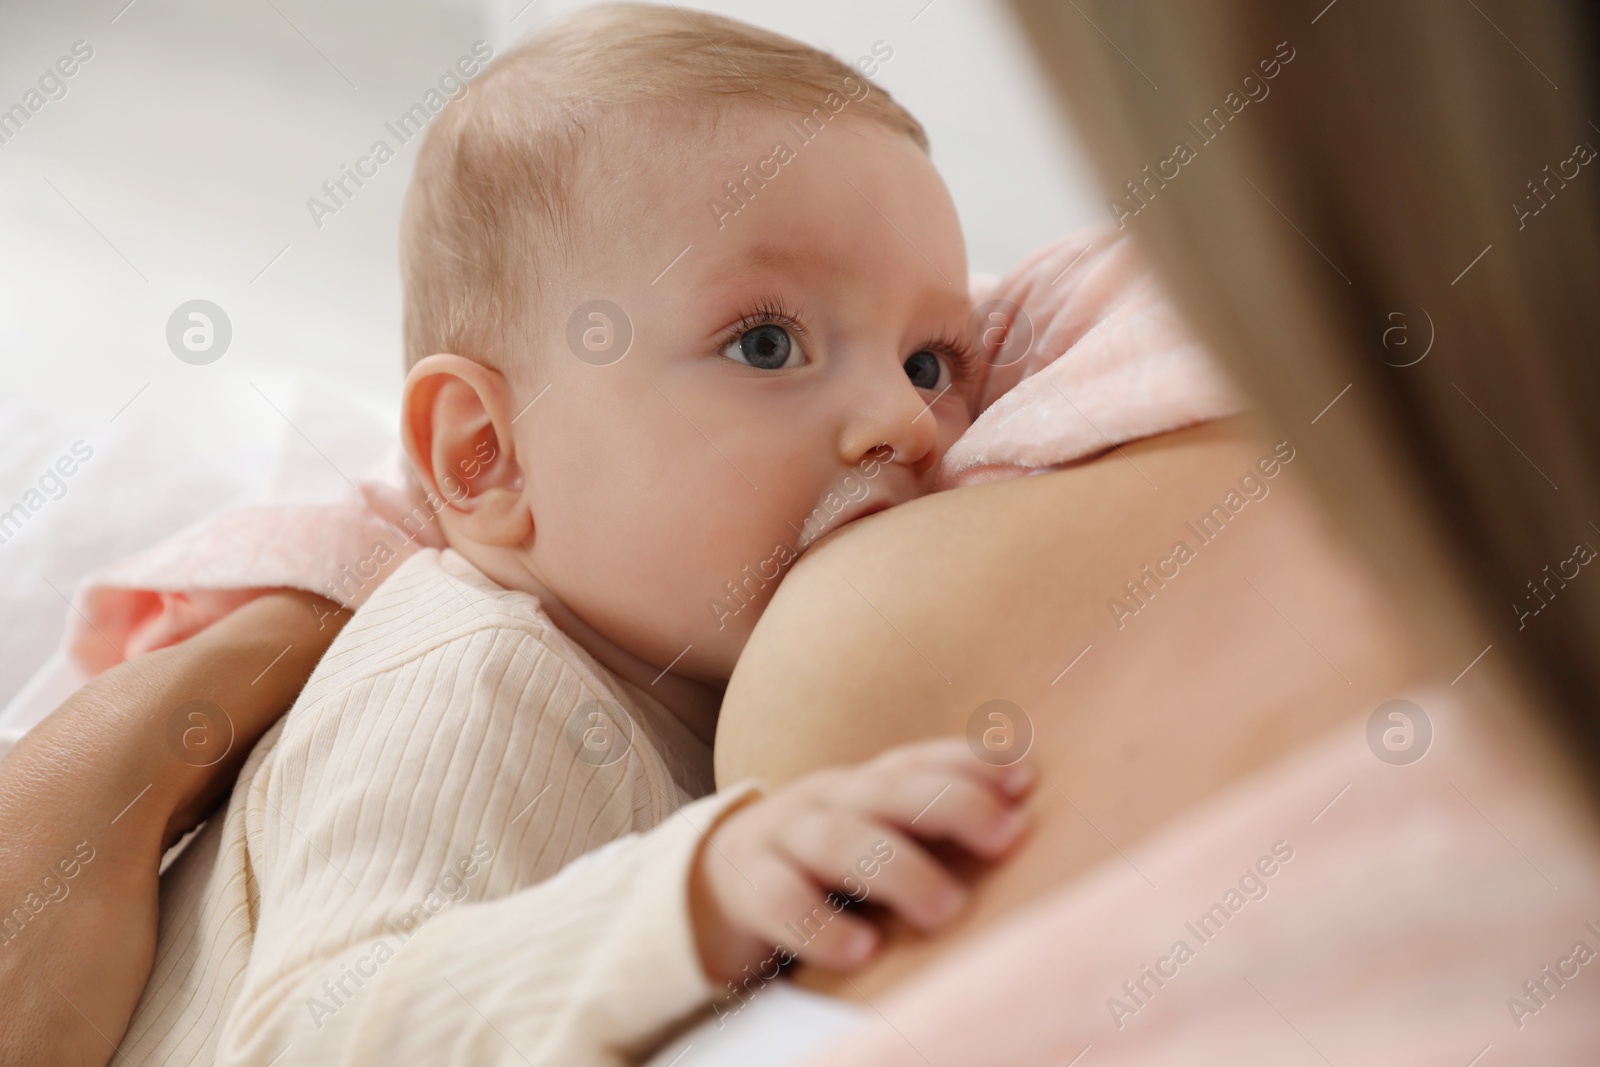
659,522,777,616
642,477,814,655
672,552,780,681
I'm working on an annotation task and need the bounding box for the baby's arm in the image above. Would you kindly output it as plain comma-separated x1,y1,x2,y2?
214,740,1029,1066
0,589,346,1067
214,787,755,1066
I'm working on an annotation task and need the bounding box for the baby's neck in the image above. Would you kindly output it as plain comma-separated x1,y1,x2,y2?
451,542,723,746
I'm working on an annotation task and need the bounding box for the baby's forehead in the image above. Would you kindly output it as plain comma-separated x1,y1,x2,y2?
572,103,968,291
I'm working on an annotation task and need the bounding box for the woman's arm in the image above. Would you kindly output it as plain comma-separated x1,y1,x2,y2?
0,589,347,1067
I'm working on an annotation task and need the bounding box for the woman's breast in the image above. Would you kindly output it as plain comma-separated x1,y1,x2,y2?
713,419,1431,1000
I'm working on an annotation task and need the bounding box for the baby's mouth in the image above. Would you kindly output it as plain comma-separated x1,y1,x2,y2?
794,497,893,553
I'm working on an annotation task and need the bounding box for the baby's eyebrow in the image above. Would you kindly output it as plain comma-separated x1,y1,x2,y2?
704,243,830,287
704,245,972,336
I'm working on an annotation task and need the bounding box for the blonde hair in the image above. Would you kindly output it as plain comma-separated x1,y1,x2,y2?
1010,1,1600,793
400,2,927,379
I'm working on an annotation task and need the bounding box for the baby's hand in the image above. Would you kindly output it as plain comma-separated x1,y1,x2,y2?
689,738,1033,984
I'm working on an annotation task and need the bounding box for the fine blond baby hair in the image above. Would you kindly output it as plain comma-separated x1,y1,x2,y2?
399,1,926,380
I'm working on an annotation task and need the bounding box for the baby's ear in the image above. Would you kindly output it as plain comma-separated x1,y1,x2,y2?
401,354,532,547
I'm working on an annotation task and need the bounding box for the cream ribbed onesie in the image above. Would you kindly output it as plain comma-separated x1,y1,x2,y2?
119,548,753,1066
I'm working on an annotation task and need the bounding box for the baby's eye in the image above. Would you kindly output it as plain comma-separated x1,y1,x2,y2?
903,350,947,391
721,324,802,370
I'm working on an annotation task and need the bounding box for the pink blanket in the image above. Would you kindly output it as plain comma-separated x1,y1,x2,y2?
64,228,1240,673
940,228,1240,488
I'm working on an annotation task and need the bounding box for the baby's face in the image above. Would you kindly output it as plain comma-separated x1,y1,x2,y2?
512,107,973,682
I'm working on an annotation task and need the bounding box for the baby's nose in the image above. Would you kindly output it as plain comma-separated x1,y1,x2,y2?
839,378,940,480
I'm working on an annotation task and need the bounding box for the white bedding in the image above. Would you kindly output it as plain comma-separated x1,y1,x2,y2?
0,384,397,732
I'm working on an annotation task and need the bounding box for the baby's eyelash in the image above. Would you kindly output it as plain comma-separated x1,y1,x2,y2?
720,298,979,383
723,299,812,345
920,327,981,385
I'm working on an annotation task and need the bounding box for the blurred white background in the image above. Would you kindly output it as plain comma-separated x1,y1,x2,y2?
0,0,1105,704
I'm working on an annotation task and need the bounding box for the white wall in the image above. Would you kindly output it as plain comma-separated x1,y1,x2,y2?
0,0,1102,417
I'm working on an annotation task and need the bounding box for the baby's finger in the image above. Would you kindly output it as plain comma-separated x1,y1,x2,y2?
839,771,1028,860
740,853,881,970
777,813,966,934
729,844,883,972
869,736,1035,800
779,899,882,973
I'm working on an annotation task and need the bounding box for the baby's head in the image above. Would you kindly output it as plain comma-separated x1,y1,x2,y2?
398,3,974,684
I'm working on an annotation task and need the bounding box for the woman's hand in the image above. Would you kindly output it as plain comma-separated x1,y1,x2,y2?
689,738,1033,986
0,589,347,1067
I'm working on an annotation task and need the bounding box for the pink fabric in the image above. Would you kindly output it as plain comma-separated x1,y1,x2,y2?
936,226,1241,490
62,229,1239,675
67,482,444,674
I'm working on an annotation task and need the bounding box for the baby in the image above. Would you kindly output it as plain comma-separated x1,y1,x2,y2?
114,5,1030,1065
